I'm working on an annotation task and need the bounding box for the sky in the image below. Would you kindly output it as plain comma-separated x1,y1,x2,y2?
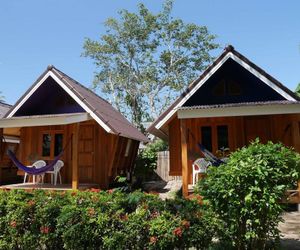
0,0,299,105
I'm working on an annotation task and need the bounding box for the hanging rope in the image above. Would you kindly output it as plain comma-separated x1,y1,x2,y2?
5,134,73,175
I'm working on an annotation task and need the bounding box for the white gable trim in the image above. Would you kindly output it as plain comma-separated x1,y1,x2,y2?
155,52,296,130
155,53,231,130
0,113,91,128
49,72,112,133
6,71,113,133
229,53,296,101
178,103,300,119
7,72,52,118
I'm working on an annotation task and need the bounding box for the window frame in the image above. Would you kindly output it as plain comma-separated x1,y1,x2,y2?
39,130,64,160
199,121,233,155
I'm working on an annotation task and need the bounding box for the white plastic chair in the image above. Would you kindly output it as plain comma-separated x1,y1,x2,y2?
46,160,64,186
23,160,46,184
192,158,211,186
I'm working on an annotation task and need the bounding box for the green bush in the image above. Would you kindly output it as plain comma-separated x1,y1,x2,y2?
197,139,300,249
0,188,219,249
135,139,168,181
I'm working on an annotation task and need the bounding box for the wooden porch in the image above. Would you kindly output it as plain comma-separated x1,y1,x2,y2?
0,182,99,191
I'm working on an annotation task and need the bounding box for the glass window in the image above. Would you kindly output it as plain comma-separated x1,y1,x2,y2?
54,134,63,156
42,134,51,157
201,126,212,152
217,125,229,150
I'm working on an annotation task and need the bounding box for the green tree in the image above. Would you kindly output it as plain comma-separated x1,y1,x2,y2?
0,92,4,102
83,0,219,131
197,140,300,249
295,82,300,97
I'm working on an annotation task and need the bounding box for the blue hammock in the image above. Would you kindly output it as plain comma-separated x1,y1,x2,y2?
197,143,225,167
8,150,63,175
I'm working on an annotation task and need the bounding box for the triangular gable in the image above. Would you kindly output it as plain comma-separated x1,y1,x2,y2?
183,58,286,106
148,45,299,133
13,76,85,116
5,66,148,142
5,66,113,133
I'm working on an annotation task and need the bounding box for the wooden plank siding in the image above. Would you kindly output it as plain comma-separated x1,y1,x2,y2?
169,114,300,187
15,120,139,189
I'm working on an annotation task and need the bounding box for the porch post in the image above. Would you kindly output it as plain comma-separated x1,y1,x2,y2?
180,119,189,197
72,123,80,190
291,120,300,211
0,128,3,160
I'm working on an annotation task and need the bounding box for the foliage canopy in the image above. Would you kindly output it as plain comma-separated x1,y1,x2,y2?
83,0,219,130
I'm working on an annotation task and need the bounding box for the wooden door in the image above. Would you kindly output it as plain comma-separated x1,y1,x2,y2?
244,116,271,144
78,124,95,183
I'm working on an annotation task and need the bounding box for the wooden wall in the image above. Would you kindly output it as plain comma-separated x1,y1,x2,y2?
169,114,300,184
17,120,139,188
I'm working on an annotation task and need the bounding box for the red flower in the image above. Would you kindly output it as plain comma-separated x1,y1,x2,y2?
173,227,183,237
88,208,95,217
181,220,190,229
92,196,99,202
90,188,101,193
149,191,159,196
10,220,17,228
150,211,160,219
120,214,128,221
107,189,114,194
40,226,50,234
27,200,35,206
150,236,158,244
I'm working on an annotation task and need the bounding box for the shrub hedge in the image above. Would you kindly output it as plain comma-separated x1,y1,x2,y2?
196,140,300,249
0,189,219,249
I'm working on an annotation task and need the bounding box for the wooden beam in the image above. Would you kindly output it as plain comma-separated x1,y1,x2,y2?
72,123,80,190
108,135,119,177
180,119,189,197
290,120,300,207
0,128,3,161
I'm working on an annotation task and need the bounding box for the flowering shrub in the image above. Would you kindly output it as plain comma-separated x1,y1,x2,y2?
0,189,219,249
197,140,300,249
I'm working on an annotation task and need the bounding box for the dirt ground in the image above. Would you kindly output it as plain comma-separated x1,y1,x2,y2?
279,212,300,249
143,180,300,249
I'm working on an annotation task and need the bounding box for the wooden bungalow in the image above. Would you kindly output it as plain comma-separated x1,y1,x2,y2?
148,45,300,203
0,102,21,184
0,65,148,190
